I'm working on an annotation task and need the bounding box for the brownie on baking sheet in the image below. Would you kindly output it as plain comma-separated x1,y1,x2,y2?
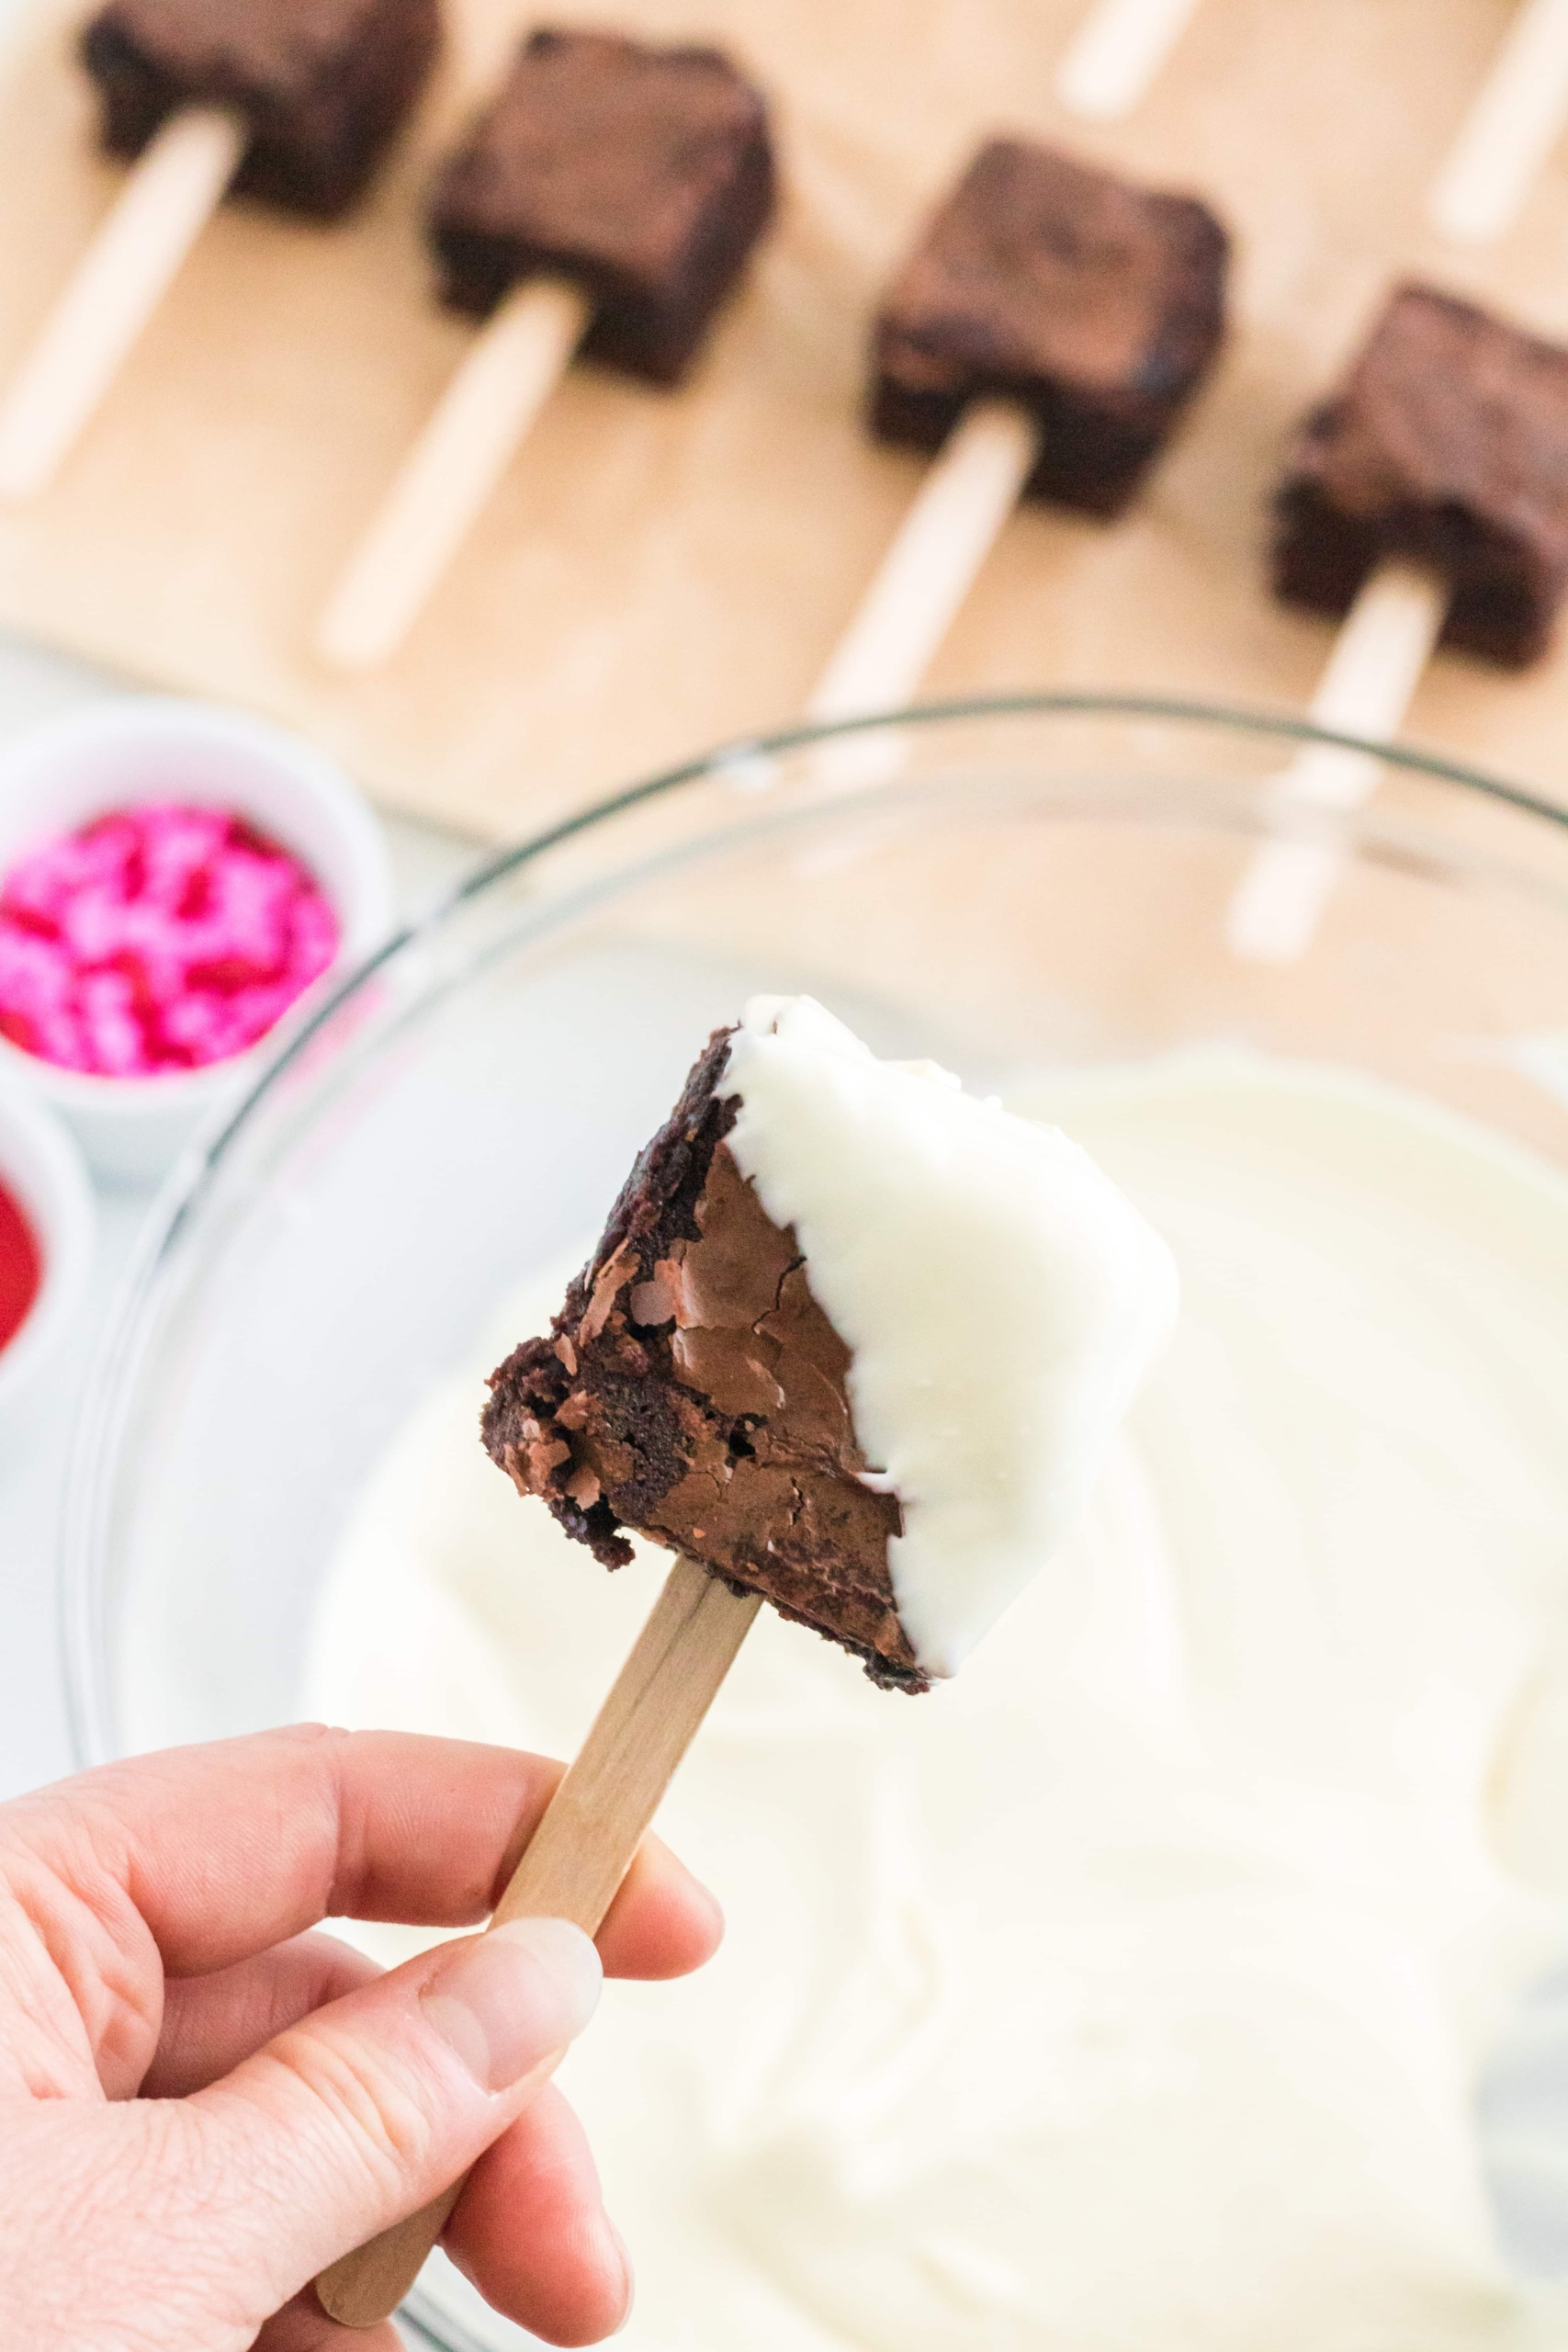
80,0,439,220
481,1026,926,1695
1273,282,1568,670
428,27,775,387
871,139,1230,518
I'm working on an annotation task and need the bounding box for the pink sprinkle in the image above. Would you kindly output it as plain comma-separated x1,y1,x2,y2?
0,801,341,1077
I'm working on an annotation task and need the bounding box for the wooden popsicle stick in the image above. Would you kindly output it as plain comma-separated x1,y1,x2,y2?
314,277,593,671
0,107,243,502
1224,560,1449,965
807,399,1041,726
1054,0,1205,121
314,1553,761,2330
1428,0,1568,246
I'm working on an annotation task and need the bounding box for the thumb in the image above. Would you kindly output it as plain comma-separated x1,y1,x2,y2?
186,1917,602,2318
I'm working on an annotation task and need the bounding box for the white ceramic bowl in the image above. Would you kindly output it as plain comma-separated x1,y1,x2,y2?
0,1071,94,1414
0,697,396,1184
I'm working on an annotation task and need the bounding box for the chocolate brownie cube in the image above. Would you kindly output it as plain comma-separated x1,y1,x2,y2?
429,28,775,387
1273,282,1568,669
482,1025,926,1694
80,0,439,220
872,139,1229,518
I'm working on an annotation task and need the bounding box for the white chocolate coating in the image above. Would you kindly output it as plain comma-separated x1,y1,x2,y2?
724,996,1179,1676
309,1048,1568,2352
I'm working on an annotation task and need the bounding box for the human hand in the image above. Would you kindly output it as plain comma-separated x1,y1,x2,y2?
0,1724,722,2350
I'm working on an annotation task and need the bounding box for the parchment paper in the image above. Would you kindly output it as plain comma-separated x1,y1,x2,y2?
1,0,1566,840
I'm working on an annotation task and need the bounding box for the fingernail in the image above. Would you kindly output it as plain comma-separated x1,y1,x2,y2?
421,1918,602,2093
604,2215,635,2334
692,1878,725,1946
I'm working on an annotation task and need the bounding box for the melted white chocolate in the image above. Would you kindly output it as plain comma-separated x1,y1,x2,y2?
724,996,1179,1678
308,1047,1568,2352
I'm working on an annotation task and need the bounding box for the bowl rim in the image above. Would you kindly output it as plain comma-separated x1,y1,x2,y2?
121,687,1568,1156
57,686,1568,1770
182,686,1568,1201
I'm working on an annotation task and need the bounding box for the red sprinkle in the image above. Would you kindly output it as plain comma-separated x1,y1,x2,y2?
0,802,340,1077
0,1178,39,1354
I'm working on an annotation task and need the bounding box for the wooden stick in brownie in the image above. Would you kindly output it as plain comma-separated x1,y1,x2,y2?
1229,283,1568,961
316,994,1178,2324
0,0,438,502
1054,0,1207,124
315,26,774,670
807,141,1228,724
1428,0,1568,248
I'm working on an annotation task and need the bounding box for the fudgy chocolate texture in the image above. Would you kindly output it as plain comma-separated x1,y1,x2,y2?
872,140,1229,517
429,28,775,385
481,1027,925,1693
1274,284,1568,669
81,0,438,219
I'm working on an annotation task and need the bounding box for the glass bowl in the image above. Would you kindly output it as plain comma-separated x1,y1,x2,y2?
59,696,1568,2349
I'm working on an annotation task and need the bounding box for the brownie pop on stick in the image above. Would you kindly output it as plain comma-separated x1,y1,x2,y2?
315,994,1179,2327
315,27,774,670
807,141,1227,726
0,0,438,502
1228,284,1568,961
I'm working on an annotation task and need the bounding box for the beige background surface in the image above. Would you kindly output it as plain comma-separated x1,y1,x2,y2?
1,0,1567,840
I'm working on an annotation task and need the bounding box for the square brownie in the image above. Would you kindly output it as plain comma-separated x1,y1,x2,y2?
429,27,775,387
1273,282,1568,669
80,0,439,220
872,139,1229,517
482,1024,926,1694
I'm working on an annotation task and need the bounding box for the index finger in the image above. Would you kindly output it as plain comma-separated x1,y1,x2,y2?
3,1725,720,1980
